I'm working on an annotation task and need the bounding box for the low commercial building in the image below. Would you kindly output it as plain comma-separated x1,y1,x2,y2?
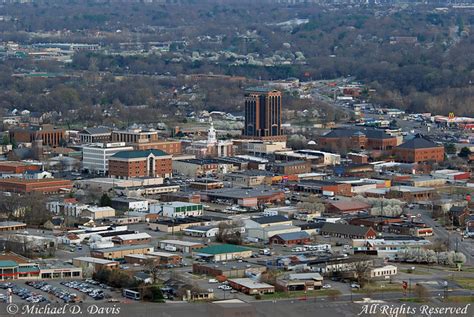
0,253,83,280
387,222,433,237
124,252,182,266
146,251,183,265
150,202,203,218
386,186,435,202
352,237,432,260
194,244,252,262
81,206,116,220
72,257,120,273
202,186,285,208
0,161,41,174
183,226,219,238
0,221,27,232
269,232,311,246
294,180,352,196
192,261,266,278
39,265,83,280
111,197,149,212
276,273,323,292
247,225,302,241
111,233,152,245
148,216,228,233
245,215,293,229
227,278,275,295
0,178,73,194
368,265,397,280
272,160,312,175
90,245,154,261
327,201,372,214
320,223,377,239
159,240,204,254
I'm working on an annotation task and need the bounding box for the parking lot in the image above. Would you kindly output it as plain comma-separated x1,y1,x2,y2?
0,279,122,304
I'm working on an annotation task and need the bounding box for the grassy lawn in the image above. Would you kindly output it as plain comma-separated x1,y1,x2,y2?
447,267,474,273
354,282,402,293
261,289,341,300
444,296,474,303
399,298,429,303
400,269,431,275
453,278,474,290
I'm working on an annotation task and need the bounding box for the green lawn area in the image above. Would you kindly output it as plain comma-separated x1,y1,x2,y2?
354,282,402,293
399,298,428,303
444,296,474,303
261,289,341,300
453,278,474,290
400,269,431,275
447,267,474,273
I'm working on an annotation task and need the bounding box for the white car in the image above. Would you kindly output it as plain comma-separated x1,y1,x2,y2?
322,284,331,289
218,285,232,291
208,279,218,284
351,283,361,289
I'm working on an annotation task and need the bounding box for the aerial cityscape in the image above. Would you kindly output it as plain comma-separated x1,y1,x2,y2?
0,0,472,316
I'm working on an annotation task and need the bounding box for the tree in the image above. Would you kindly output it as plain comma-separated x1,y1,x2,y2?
215,220,244,245
143,259,163,285
1,134,10,146
458,147,472,158
296,195,325,214
99,193,112,207
353,256,372,287
444,143,456,155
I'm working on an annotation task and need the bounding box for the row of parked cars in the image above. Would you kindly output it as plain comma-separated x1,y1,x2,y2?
0,282,47,303
26,281,80,303
60,281,106,300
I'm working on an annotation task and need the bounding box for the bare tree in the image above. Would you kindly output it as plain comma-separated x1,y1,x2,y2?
144,258,164,284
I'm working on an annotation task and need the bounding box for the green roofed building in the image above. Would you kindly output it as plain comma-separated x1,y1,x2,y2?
109,149,172,179
194,244,252,262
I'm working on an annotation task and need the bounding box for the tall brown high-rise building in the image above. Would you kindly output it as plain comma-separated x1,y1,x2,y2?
243,87,286,141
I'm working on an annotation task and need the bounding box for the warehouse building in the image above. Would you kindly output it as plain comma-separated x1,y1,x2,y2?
227,278,275,295
192,261,266,278
194,244,252,262
90,245,154,261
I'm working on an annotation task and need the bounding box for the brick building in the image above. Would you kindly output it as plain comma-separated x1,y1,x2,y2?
0,161,41,174
0,178,73,194
272,160,311,175
9,124,65,147
78,127,111,144
294,180,352,196
318,129,398,152
393,136,444,163
269,231,311,245
108,149,173,179
111,128,181,155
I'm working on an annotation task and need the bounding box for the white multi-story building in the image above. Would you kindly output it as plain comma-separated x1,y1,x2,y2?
149,202,203,218
82,142,133,175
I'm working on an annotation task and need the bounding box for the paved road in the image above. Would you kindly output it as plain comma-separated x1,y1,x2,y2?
418,209,473,265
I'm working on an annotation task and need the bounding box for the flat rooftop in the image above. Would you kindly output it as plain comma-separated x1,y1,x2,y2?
229,278,274,289
195,261,263,270
160,239,203,247
73,257,118,264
